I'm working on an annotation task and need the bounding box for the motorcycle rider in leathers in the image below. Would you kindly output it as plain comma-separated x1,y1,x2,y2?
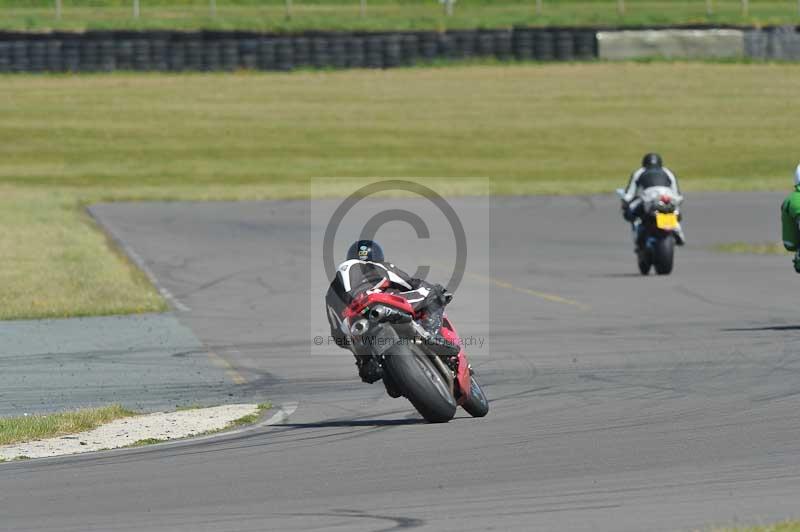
325,240,458,384
621,152,686,246
781,165,800,273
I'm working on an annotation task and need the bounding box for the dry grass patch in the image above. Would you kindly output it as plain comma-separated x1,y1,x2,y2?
0,405,138,446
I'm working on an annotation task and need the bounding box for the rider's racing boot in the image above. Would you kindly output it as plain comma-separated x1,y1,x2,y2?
356,356,383,384
425,335,461,358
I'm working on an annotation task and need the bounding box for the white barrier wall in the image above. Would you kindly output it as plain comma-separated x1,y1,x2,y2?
598,29,745,60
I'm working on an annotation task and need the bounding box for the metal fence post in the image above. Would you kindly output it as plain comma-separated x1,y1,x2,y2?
55,0,61,19
285,0,292,20
133,0,140,18
536,0,542,16
706,0,713,16
360,0,366,18
210,0,216,17
617,0,625,16
741,0,748,16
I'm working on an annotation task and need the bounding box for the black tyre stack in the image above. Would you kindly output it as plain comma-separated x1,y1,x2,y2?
555,30,574,61
494,30,513,61
221,38,239,70
0,41,11,73
29,39,47,72
240,38,257,70
64,38,82,71
329,36,347,69
534,30,555,61
12,40,29,73
453,30,477,59
204,38,221,71
345,36,365,68
184,38,202,71
574,30,597,60
0,27,600,73
476,31,495,58
116,38,133,70
80,37,99,72
293,37,310,68
383,34,402,68
311,36,330,69
258,37,276,70
419,32,438,62
400,34,418,66
513,28,535,60
47,39,64,72
275,38,293,71
365,35,383,68
133,38,151,70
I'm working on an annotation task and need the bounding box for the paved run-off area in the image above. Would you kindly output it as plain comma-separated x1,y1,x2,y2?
1,192,799,531
0,313,265,417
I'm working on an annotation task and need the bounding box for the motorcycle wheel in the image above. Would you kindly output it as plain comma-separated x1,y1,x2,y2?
653,235,675,275
384,345,457,423
637,249,651,275
461,374,489,418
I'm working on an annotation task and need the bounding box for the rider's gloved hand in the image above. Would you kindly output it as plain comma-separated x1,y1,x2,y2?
622,205,635,222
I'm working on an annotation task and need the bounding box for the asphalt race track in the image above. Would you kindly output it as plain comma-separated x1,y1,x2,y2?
3,192,800,532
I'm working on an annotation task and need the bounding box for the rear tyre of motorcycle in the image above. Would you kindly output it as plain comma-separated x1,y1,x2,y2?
383,346,457,423
653,235,675,275
460,374,489,418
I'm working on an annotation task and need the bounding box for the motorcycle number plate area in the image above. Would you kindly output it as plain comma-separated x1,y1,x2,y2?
367,325,401,357
655,212,678,230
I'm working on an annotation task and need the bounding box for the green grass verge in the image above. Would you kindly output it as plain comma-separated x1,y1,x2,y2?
0,405,138,446
1,63,798,319
713,522,800,532
2,1,800,32
713,242,790,254
229,402,272,426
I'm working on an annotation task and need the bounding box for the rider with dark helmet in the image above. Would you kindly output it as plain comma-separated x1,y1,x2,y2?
621,152,685,245
325,240,456,384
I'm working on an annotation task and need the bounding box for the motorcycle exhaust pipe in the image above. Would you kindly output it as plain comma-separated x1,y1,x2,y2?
350,319,370,336
369,305,412,324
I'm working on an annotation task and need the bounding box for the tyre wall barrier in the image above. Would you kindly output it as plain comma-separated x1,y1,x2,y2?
0,28,597,73
1,27,796,73
744,27,800,60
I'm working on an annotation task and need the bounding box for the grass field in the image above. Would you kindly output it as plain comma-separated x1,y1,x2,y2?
1,1,799,31
1,62,798,319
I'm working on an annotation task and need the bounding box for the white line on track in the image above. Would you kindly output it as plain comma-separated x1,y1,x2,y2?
87,208,191,312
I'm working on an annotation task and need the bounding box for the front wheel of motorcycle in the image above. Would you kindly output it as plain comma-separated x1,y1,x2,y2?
461,374,489,418
383,346,457,423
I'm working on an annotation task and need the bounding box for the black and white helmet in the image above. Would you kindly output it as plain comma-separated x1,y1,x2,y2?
346,240,384,262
